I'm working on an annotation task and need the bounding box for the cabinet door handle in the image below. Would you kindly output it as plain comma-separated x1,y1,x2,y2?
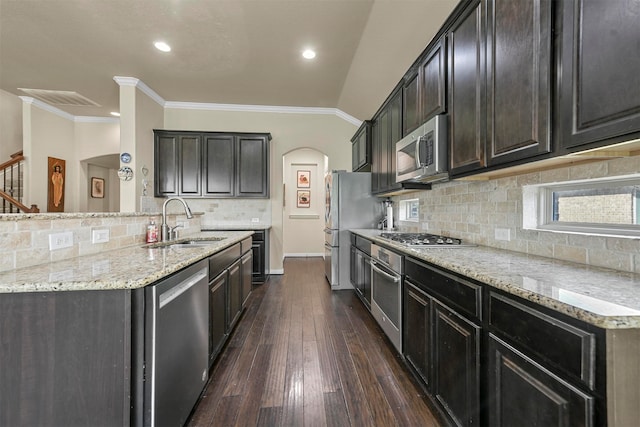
408,289,428,307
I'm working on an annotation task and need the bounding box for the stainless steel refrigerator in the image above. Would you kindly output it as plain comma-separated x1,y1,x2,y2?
324,171,380,289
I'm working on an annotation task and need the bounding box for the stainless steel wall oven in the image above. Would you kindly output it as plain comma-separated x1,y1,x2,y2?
370,244,403,353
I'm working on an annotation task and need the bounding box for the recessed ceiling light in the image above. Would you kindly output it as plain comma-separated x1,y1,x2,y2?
302,49,316,59
110,111,120,117
154,41,171,52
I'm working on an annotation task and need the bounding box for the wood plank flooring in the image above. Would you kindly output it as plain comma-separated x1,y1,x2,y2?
187,257,442,427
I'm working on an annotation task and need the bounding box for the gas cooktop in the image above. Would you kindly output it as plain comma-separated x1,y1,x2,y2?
379,232,474,248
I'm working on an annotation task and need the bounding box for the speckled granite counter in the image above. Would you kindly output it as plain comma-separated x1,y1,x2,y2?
351,229,640,329
201,224,271,231
0,231,252,293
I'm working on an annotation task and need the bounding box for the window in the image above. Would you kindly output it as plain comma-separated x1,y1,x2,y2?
399,198,419,222
523,174,640,237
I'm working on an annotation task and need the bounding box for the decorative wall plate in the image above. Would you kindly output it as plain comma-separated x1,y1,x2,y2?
120,152,132,163
118,166,133,181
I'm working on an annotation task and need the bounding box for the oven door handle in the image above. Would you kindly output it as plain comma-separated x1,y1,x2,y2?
371,261,400,283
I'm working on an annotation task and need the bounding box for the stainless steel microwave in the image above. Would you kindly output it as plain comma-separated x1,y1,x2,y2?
395,114,448,184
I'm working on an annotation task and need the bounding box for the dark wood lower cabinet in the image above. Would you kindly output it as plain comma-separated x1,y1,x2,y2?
227,259,242,332
400,256,605,427
403,281,432,387
241,251,252,306
487,334,594,427
0,290,130,427
433,301,481,427
209,271,228,367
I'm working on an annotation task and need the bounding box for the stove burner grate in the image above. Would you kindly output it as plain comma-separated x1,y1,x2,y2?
380,232,469,247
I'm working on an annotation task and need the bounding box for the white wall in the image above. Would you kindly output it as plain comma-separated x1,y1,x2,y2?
23,101,77,211
283,148,327,256
19,98,121,213
76,121,120,161
118,83,164,212
164,108,357,274
0,90,22,161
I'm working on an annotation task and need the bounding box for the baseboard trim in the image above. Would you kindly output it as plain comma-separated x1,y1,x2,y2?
283,253,324,258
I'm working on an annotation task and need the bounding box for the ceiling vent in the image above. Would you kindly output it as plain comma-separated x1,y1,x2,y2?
18,88,101,107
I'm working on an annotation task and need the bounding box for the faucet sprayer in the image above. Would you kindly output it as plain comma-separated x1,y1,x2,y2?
161,197,193,241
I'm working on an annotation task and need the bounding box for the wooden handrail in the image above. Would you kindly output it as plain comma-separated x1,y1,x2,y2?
0,189,39,213
0,154,25,171
10,150,23,159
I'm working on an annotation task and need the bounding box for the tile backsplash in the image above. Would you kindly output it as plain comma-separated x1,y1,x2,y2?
0,213,200,273
393,155,640,274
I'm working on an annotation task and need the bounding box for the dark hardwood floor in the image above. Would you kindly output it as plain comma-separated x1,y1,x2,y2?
188,257,441,427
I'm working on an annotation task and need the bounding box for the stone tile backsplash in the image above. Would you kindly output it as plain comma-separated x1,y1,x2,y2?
0,213,200,273
394,155,640,274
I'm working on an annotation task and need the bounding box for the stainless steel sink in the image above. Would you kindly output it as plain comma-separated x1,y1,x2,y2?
145,237,226,249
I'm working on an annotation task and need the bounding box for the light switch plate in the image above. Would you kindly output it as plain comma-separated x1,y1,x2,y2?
49,231,73,251
92,229,110,244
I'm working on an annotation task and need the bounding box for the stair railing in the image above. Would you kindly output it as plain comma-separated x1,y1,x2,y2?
0,151,39,213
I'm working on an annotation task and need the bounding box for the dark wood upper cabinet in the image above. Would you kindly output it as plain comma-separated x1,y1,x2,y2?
154,132,202,197
448,0,486,176
236,135,269,197
154,132,179,196
558,0,640,151
155,130,271,198
372,86,402,194
403,67,421,135
403,38,447,137
420,38,447,123
179,134,202,196
203,134,234,197
486,0,552,166
449,0,554,176
351,121,371,172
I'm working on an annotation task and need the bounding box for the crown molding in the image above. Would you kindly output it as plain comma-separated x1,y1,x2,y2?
19,96,119,124
19,96,75,121
22,77,362,126
113,76,166,107
164,101,362,126
74,116,120,124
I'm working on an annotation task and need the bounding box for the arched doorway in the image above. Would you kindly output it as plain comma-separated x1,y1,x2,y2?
282,148,328,257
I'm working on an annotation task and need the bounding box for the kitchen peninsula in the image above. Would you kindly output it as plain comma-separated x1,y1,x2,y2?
0,212,253,426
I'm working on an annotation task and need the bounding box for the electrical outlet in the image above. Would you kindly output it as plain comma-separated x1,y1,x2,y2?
92,229,110,244
49,232,73,251
495,228,511,241
251,218,260,223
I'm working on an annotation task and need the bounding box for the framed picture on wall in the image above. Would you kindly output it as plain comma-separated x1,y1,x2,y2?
297,170,310,188
91,177,105,198
47,157,66,212
297,190,310,208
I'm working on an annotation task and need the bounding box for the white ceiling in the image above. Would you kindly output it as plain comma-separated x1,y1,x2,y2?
0,0,457,121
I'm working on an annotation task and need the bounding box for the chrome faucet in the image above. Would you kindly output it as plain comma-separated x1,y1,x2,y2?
161,197,194,241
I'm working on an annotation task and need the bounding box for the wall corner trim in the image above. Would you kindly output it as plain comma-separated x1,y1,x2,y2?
113,76,166,107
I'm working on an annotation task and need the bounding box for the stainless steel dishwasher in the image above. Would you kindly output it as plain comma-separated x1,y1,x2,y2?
144,259,209,427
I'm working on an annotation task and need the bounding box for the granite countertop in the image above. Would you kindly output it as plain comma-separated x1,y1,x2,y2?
0,231,253,294
351,229,640,329
201,224,271,231
0,212,205,221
